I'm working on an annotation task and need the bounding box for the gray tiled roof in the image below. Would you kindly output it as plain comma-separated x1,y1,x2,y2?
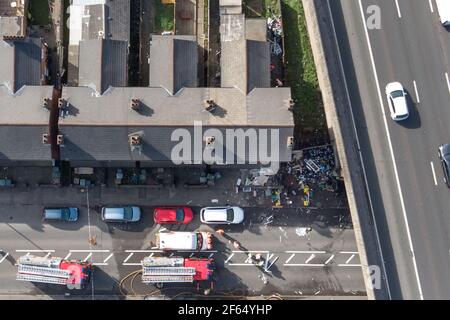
0,85,54,162
247,40,270,91
149,35,198,95
0,38,43,93
59,125,293,163
78,39,128,94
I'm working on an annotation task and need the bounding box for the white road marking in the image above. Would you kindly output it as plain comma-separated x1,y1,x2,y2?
266,256,278,270
325,255,335,265
0,253,9,264
83,253,92,262
445,72,450,95
208,253,214,258
64,252,72,260
340,251,359,254
124,250,163,253
305,254,316,264
69,250,110,253
44,252,52,258
285,250,326,254
328,0,392,300
345,254,356,264
225,253,234,264
284,264,325,267
123,253,134,264
285,253,295,264
103,253,114,264
338,264,363,267
429,0,434,12
15,250,54,252
395,0,402,18
431,162,438,186
359,0,423,299
413,80,420,103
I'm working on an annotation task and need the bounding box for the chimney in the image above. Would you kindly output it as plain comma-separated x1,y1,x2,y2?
42,133,50,145
287,136,294,149
58,98,67,109
129,135,141,147
57,135,64,146
130,98,141,111
204,99,216,113
42,98,51,110
205,136,215,148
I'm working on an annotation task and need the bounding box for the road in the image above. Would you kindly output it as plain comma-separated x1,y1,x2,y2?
0,187,365,298
329,0,450,299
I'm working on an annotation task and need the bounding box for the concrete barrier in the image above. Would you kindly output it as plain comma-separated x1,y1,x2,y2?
301,0,389,299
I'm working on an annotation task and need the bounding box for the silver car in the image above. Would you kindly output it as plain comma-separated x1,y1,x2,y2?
101,206,141,222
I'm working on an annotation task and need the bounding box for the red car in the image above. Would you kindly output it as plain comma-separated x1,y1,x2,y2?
153,206,194,224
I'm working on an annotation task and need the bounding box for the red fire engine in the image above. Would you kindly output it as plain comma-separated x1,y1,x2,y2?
16,255,92,289
141,256,214,283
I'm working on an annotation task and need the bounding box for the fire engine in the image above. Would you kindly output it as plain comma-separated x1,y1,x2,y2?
141,256,214,283
16,255,92,290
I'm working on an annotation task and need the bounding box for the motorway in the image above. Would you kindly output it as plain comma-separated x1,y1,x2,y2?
328,0,450,299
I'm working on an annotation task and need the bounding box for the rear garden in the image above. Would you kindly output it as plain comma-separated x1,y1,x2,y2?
244,0,328,148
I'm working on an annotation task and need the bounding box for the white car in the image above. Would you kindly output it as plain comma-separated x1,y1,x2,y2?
385,82,409,121
200,206,244,224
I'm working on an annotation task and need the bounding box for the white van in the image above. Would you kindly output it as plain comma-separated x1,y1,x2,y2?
436,0,450,27
156,230,213,251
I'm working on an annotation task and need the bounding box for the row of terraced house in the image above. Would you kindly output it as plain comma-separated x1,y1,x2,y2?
0,0,294,169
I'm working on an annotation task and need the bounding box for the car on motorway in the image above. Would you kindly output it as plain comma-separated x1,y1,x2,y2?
200,206,244,224
385,82,409,121
43,207,79,222
101,206,141,223
438,144,450,188
153,206,194,224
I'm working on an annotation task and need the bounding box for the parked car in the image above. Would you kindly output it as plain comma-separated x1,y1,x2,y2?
43,207,79,222
438,144,450,188
101,206,141,222
200,206,244,224
156,230,213,251
153,206,193,224
385,82,409,121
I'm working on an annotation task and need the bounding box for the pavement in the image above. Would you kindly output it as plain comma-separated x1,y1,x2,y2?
328,0,450,299
0,182,365,298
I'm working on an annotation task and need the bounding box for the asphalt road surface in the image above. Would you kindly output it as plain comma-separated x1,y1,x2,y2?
329,0,450,299
0,200,365,298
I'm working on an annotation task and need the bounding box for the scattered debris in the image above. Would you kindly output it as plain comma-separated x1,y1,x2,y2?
295,227,312,237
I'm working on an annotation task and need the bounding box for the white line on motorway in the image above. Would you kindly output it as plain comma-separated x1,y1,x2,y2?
395,0,402,18
445,72,450,94
328,0,392,299
358,0,424,300
430,162,438,186
429,0,434,12
413,80,420,103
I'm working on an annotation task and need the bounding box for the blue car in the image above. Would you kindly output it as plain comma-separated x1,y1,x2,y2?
43,207,79,222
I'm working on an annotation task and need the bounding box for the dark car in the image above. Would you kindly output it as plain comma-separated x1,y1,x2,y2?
438,144,450,188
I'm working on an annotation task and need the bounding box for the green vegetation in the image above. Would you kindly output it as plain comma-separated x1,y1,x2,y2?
155,0,175,32
28,0,51,25
265,0,328,145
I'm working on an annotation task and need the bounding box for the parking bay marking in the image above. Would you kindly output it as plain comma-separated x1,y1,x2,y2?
0,252,9,264
431,161,438,186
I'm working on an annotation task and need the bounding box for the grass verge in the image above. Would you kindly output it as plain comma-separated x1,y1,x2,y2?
154,0,175,33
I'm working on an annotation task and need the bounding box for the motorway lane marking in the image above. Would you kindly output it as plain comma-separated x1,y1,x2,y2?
0,252,9,264
413,80,420,103
430,162,438,186
395,0,402,18
358,0,423,300
429,0,434,12
445,73,450,95
328,0,392,300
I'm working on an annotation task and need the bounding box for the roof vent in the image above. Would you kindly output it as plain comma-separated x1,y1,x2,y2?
130,98,141,111
204,100,217,113
98,30,104,37
42,98,51,110
57,135,64,146
128,131,144,153
58,98,67,109
287,136,294,149
42,134,50,145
